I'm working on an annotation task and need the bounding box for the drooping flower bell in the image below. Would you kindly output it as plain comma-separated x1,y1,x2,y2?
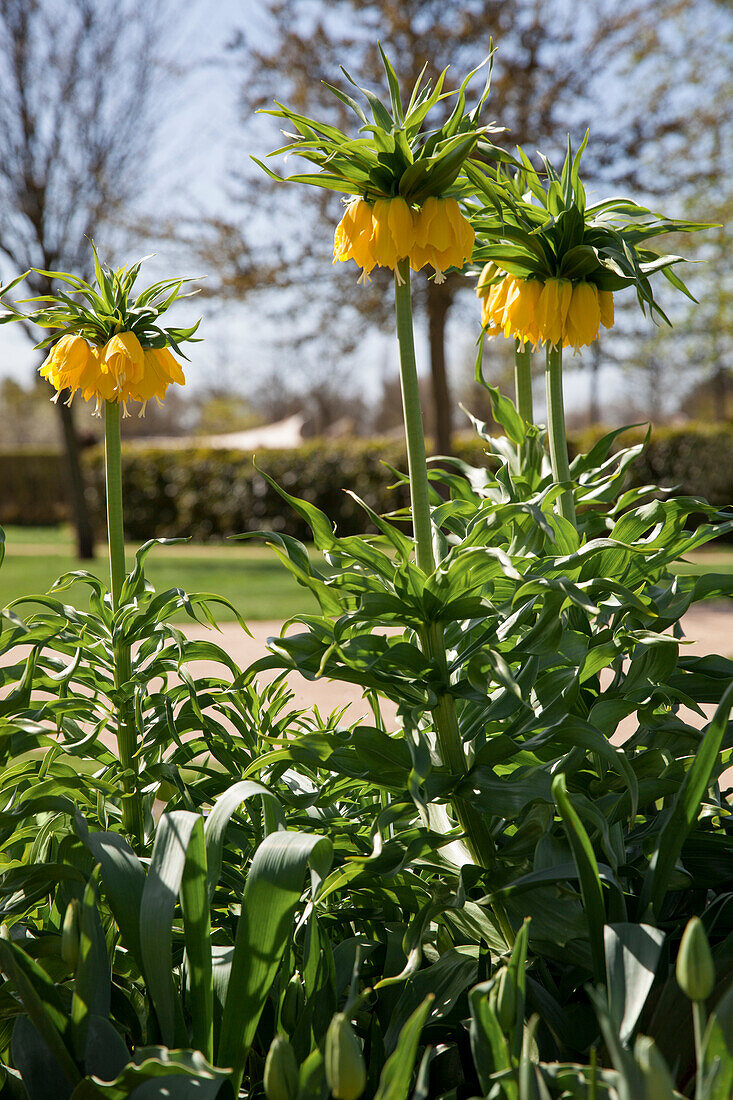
334,194,473,284
39,329,186,414
27,244,198,415
410,197,474,283
39,334,100,401
479,271,614,351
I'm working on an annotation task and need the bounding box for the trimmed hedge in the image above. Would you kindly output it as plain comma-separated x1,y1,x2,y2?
1,423,731,540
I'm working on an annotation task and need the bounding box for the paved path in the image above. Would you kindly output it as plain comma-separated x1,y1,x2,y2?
185,603,733,723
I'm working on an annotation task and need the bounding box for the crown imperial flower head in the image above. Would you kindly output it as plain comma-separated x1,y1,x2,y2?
262,47,499,284
26,245,199,415
470,135,707,350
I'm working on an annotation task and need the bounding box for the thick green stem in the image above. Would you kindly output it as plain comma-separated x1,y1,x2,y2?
104,402,143,844
545,344,576,526
514,340,534,425
394,262,514,945
394,262,435,574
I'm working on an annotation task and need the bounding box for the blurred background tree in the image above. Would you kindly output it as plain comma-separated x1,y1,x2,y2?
181,0,733,451
0,0,171,556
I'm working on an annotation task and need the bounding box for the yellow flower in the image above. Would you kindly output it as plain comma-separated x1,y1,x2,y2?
370,198,402,268
39,334,98,401
535,278,573,348
125,347,186,409
479,274,542,346
599,289,614,329
101,331,145,393
39,332,184,413
333,198,376,276
504,278,542,345
564,282,602,349
386,196,416,257
411,197,474,280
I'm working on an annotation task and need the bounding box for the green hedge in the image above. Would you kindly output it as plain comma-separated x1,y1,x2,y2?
1,424,731,540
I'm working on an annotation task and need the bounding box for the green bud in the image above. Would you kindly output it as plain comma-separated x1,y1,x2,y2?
676,917,715,1002
61,900,80,970
264,1034,299,1100
634,1035,676,1100
490,967,517,1032
280,973,305,1035
324,1013,366,1100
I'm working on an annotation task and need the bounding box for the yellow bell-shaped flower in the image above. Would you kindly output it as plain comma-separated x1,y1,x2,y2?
564,282,602,349
411,197,474,279
126,347,186,409
101,331,145,394
333,198,376,275
39,334,98,400
505,279,542,346
535,278,573,348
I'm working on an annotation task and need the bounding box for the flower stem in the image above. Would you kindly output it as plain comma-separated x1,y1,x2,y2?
693,1001,706,1100
514,339,534,425
544,344,576,525
394,261,514,945
104,401,143,844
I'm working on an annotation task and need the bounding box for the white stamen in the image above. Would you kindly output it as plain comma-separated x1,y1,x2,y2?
357,269,372,286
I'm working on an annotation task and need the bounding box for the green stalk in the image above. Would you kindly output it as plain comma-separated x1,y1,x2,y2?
693,1001,706,1100
104,401,143,844
394,261,514,945
544,344,576,525
514,339,534,425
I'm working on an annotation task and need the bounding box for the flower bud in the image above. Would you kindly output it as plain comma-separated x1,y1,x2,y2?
264,1034,299,1100
324,1013,367,1100
280,972,305,1034
490,967,517,1032
61,899,80,970
676,917,715,1002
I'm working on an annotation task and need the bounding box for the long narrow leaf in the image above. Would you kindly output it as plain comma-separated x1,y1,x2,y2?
217,831,333,1093
552,774,606,983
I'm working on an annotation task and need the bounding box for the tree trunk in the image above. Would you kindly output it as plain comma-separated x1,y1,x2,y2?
56,394,95,559
426,279,453,455
712,365,728,422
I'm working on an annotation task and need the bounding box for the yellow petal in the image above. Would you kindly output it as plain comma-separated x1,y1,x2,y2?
370,199,399,268
599,289,614,329
565,283,601,349
386,197,415,258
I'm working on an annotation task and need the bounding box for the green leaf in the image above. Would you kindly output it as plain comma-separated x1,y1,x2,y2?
0,937,81,1086
604,924,665,1046
641,681,733,918
139,811,205,1050
204,779,283,904
374,996,433,1100
552,774,606,983
217,831,333,1094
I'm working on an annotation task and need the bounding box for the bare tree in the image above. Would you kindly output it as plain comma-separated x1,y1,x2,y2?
0,0,170,556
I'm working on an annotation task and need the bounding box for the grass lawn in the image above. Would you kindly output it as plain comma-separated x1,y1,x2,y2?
0,526,318,621
1,525,731,621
